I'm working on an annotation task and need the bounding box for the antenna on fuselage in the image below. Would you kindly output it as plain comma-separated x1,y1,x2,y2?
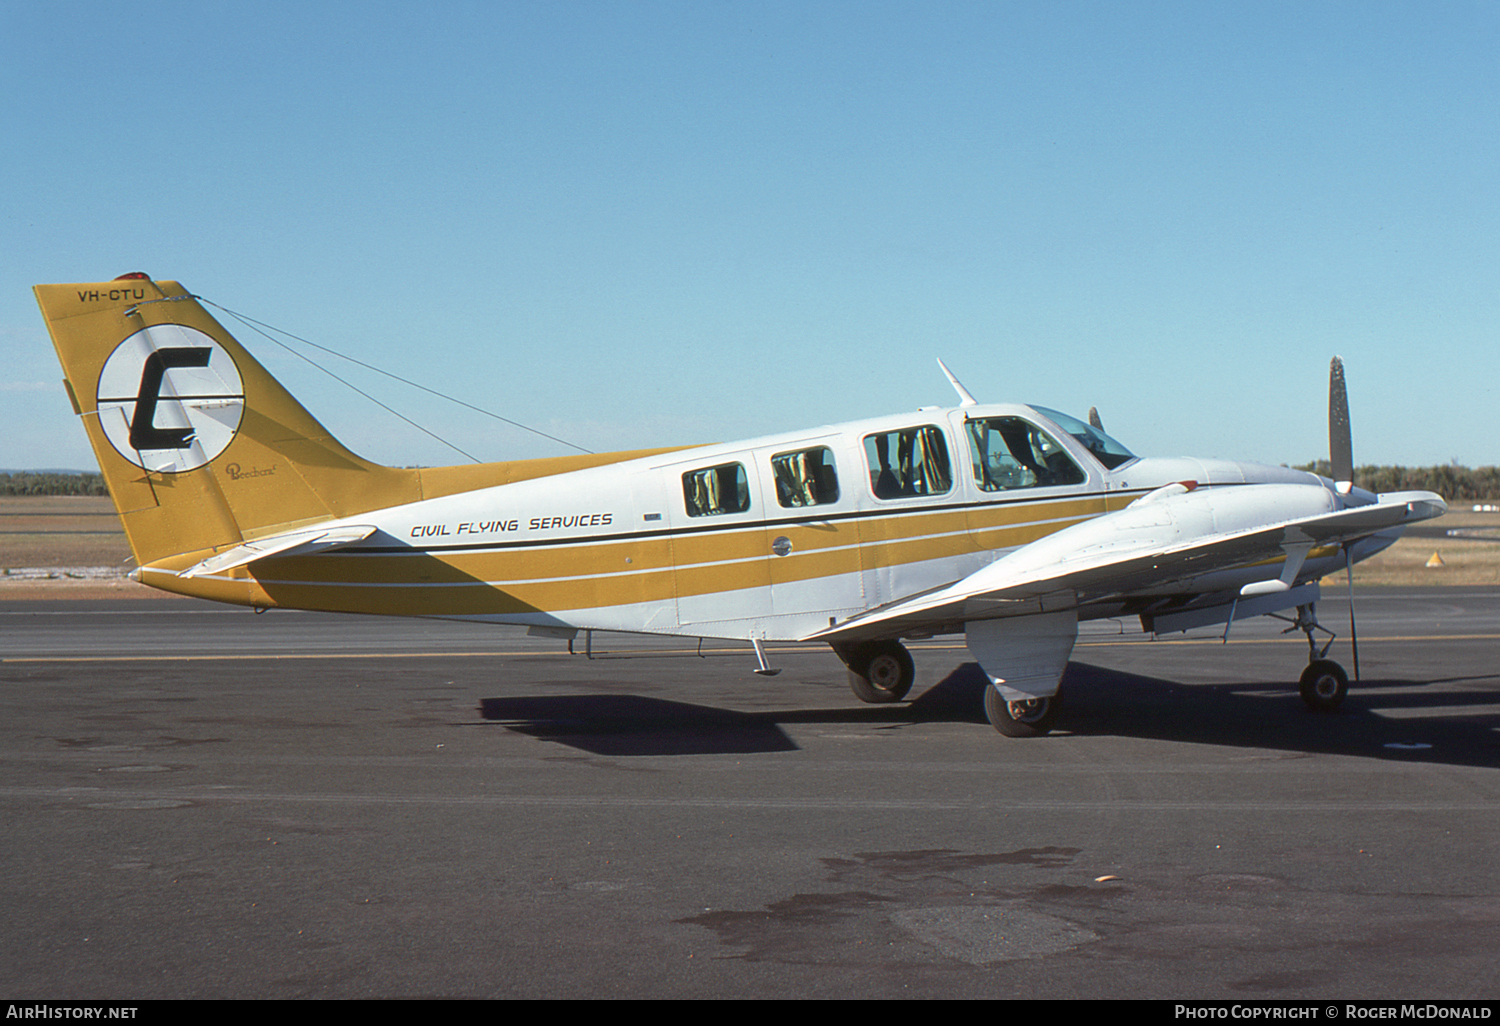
936,359,978,407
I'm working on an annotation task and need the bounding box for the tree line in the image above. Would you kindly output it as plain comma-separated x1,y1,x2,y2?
0,472,110,496
1293,462,1499,503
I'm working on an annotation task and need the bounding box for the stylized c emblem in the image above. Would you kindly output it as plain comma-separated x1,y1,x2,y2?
126,347,214,450
96,325,245,473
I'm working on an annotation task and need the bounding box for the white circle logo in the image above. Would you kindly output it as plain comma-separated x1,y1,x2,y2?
96,324,245,473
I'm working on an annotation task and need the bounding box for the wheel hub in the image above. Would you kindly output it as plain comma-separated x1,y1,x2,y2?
1311,674,1340,699
868,655,902,691
1008,697,1050,723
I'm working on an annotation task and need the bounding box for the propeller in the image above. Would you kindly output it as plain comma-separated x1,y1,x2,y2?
1343,550,1361,682
1328,356,1361,681
1329,356,1354,495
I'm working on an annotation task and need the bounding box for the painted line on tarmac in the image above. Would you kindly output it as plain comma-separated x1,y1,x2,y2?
1,785,1496,813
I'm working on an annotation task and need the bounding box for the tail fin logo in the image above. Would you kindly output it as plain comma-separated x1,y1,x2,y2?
95,324,245,473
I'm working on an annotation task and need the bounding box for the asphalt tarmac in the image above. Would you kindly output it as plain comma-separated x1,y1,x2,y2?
2,588,1498,999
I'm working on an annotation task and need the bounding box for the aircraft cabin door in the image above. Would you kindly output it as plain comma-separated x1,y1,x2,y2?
666,456,772,633
759,440,865,629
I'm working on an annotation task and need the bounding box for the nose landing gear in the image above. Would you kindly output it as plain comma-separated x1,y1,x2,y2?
1272,602,1351,712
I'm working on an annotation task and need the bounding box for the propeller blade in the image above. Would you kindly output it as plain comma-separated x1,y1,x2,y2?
1345,541,1361,682
1329,356,1354,494
1331,365,1362,684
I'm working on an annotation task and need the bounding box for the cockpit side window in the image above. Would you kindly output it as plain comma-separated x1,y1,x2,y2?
863,425,952,499
771,446,839,508
682,462,751,517
965,417,1086,491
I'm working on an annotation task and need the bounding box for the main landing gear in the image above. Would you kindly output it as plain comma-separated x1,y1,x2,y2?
1272,602,1350,712
983,686,1060,738
829,602,1351,732
832,638,1063,736
833,639,915,704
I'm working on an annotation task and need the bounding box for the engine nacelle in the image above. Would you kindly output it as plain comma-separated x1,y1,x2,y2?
976,483,1340,587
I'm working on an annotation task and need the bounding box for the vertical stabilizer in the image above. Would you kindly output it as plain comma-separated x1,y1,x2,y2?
34,276,423,567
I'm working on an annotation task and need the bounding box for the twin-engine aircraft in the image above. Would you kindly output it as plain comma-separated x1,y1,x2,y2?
35,275,1447,736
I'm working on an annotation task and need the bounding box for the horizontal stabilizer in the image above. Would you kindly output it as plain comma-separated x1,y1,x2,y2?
178,524,377,578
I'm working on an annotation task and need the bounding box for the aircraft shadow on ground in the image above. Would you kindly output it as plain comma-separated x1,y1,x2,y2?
480,661,1500,765
1018,661,1500,768
478,693,802,756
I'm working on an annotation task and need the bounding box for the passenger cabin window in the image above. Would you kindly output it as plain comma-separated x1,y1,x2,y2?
864,426,952,499
683,462,751,517
965,417,1086,491
771,446,839,508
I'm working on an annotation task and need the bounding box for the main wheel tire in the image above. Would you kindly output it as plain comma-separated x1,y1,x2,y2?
984,685,1060,737
1299,659,1348,712
843,640,915,703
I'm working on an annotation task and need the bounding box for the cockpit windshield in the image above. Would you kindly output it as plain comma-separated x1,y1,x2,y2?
1031,407,1137,470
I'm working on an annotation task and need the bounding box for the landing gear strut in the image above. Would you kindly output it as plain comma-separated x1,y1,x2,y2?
833,640,915,703
1272,602,1350,712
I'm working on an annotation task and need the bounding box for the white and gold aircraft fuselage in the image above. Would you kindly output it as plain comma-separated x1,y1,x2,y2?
35,276,1445,736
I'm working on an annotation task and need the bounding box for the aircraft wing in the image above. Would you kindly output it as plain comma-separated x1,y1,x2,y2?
176,524,378,579
811,486,1445,644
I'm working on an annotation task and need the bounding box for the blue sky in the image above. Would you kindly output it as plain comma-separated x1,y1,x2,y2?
4,0,1496,472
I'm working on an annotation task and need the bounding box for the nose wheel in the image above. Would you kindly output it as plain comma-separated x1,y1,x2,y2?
1299,659,1348,712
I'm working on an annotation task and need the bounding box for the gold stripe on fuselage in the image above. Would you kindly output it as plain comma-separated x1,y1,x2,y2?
145,493,1116,619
